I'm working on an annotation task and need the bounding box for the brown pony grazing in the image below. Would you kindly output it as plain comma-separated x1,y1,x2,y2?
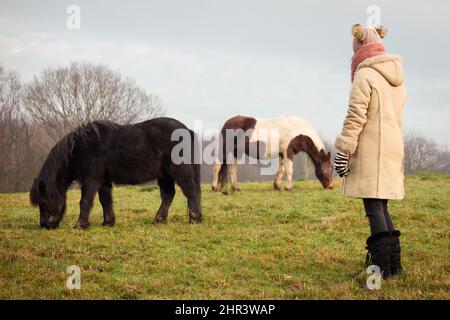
30,117,201,229
212,115,334,194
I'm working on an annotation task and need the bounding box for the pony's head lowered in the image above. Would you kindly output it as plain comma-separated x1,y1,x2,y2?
30,122,103,229
287,134,334,190
30,177,67,229
315,149,334,189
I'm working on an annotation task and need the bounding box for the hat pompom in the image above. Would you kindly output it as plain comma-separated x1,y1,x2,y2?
352,24,365,41
375,26,387,39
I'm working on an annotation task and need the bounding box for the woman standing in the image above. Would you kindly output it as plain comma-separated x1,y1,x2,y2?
334,24,407,279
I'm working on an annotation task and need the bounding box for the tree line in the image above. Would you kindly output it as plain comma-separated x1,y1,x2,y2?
0,62,163,192
1,62,449,193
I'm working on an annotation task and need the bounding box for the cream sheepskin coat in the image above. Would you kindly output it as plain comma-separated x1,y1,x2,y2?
335,54,407,199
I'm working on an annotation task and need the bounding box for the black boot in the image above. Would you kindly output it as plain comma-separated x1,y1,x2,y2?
365,231,392,280
390,230,403,275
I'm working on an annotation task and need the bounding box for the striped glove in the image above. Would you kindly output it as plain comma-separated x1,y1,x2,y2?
334,152,350,177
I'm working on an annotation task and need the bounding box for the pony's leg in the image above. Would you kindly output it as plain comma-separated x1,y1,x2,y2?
176,167,202,224
273,154,286,190
75,178,100,230
230,157,240,192
152,176,176,224
284,158,294,191
185,186,202,224
99,181,115,227
211,162,221,191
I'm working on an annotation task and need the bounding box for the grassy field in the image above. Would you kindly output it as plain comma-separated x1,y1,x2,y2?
0,173,449,299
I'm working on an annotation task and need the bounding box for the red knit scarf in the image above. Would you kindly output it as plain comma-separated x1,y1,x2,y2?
351,42,385,81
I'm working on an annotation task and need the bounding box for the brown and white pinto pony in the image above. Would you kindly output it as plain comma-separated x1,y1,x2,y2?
212,115,334,194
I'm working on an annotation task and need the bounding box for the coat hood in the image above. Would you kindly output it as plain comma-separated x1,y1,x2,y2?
357,54,404,86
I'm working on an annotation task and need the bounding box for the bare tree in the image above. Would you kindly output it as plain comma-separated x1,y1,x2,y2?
0,66,46,192
435,147,450,172
0,67,21,188
24,62,164,141
404,132,440,174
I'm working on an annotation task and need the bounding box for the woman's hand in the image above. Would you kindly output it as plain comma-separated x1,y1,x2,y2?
334,152,350,177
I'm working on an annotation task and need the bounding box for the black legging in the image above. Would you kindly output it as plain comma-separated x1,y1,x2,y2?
363,198,395,235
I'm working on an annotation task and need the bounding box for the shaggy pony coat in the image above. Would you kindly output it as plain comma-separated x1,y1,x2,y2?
30,117,201,229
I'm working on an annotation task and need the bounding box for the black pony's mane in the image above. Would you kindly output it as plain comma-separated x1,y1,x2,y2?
30,120,119,204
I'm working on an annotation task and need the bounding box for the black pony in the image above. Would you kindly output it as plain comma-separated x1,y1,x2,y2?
30,117,201,229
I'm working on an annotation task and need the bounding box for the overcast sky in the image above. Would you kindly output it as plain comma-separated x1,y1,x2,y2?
1,0,449,146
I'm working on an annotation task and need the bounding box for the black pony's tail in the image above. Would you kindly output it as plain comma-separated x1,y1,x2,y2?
190,130,202,221
190,161,201,215
193,162,201,193
189,129,201,193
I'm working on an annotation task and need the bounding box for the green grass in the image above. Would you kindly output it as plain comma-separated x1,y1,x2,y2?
0,174,449,299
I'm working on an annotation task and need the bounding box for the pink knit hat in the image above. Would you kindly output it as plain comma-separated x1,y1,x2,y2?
352,24,387,53
350,24,388,81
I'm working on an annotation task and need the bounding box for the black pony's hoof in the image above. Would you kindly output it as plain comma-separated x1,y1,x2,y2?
102,221,115,227
189,217,202,224
152,217,167,224
189,210,202,224
74,222,89,230
44,225,58,230
221,190,230,195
